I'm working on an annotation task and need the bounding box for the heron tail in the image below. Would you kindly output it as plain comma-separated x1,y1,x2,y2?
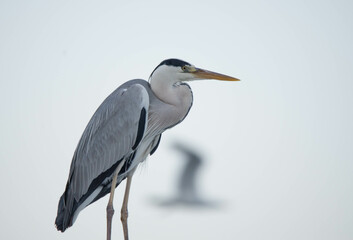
55,189,75,232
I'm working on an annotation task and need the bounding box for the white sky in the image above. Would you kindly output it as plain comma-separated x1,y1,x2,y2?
1,0,353,239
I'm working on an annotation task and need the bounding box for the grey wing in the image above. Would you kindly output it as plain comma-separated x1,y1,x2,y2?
55,82,149,231
71,83,149,199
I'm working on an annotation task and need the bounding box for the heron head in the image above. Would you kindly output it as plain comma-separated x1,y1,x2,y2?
149,58,240,84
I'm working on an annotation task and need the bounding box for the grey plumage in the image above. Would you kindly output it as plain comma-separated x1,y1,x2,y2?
55,79,192,231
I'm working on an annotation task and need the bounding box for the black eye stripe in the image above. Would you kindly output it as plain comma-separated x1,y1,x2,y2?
150,58,191,77
160,59,190,67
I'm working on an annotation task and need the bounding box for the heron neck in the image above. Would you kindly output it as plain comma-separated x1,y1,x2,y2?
150,78,191,107
149,77,193,130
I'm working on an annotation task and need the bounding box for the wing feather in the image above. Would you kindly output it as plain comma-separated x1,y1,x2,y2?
68,83,149,201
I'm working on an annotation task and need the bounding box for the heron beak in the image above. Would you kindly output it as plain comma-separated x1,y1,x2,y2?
191,67,240,81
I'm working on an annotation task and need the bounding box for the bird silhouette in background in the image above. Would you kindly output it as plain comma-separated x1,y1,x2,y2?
153,142,222,208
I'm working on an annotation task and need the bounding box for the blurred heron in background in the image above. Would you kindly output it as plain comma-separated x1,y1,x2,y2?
152,142,222,208
55,58,239,240
174,142,203,204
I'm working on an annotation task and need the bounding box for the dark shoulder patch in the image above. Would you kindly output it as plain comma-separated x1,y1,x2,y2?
132,107,146,150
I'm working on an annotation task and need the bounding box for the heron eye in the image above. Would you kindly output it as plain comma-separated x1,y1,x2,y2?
182,66,187,71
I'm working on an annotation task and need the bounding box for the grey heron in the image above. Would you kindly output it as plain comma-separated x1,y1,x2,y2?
55,58,239,240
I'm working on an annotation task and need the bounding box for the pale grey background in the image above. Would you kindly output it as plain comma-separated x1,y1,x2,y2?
1,0,352,239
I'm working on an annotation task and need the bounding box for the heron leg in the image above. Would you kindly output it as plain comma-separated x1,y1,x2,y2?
106,160,125,240
121,172,134,240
